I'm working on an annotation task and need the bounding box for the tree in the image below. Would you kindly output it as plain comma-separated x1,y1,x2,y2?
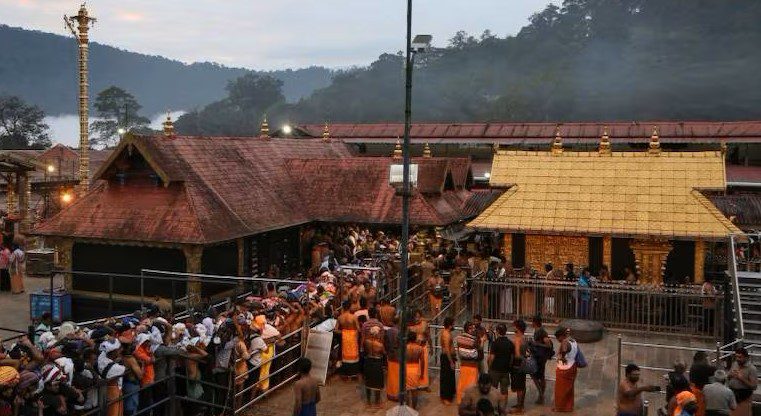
226,73,285,112
0,95,50,149
90,86,150,148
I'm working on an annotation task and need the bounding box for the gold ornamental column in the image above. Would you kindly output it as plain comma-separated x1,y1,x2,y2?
183,245,203,306
51,237,75,290
6,175,16,216
65,5,96,197
630,239,672,285
18,173,30,233
502,233,512,264
602,235,612,271
694,239,705,284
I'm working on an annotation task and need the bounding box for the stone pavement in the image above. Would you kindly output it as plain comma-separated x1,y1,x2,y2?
247,331,716,416
0,274,63,340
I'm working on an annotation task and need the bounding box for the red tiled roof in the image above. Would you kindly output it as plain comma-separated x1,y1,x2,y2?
726,165,761,184
34,135,356,244
302,121,761,144
283,157,495,226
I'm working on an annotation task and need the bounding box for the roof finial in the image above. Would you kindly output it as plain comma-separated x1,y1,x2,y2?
423,142,432,157
551,126,563,154
322,122,330,142
720,140,727,155
162,111,174,137
260,115,270,138
599,125,611,155
392,138,402,159
648,125,661,154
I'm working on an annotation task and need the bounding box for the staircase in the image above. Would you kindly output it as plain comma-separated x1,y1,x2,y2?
729,233,761,345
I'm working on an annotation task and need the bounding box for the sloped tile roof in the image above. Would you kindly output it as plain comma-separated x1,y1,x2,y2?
469,150,741,239
301,121,761,144
283,157,493,226
708,194,761,229
726,165,761,184
33,135,493,244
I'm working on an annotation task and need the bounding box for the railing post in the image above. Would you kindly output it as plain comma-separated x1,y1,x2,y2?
643,399,649,416
140,270,145,310
716,341,721,365
168,358,177,416
97,380,108,416
616,334,622,402
108,275,113,316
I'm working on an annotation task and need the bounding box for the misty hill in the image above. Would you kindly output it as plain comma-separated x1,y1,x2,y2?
0,24,333,115
289,0,761,124
178,0,761,136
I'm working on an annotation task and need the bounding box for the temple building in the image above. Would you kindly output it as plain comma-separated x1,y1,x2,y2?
468,128,742,284
31,124,493,316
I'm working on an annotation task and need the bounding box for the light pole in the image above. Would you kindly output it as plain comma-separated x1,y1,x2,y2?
397,0,431,407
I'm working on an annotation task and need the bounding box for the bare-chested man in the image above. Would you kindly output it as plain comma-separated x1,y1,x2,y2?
428,272,445,316
293,358,320,416
440,316,456,404
337,300,361,378
363,326,386,407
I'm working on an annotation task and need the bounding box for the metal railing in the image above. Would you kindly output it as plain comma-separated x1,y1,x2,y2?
470,278,724,339
729,233,745,340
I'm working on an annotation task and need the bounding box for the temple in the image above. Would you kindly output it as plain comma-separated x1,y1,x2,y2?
468,128,742,284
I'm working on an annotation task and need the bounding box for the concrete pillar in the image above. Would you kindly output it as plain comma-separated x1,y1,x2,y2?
694,239,705,284
183,245,203,305
502,233,512,265
630,239,672,285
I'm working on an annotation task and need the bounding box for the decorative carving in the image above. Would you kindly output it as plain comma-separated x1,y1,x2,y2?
551,127,563,155
525,234,588,273
648,125,661,155
630,239,672,285
599,126,612,155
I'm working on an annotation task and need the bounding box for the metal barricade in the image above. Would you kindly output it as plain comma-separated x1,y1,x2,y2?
471,278,724,339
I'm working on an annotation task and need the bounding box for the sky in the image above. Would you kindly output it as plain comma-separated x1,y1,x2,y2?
3,0,556,146
1,0,555,70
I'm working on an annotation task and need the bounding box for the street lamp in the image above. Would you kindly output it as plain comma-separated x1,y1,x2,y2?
282,124,293,135
61,192,73,204
396,0,432,409
117,127,127,136
46,165,55,174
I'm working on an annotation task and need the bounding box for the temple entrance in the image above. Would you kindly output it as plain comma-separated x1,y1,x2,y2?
612,238,636,280
72,243,186,297
664,240,695,284
511,233,526,269
588,237,603,276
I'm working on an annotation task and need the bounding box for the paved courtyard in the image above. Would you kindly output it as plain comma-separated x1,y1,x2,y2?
0,274,63,340
248,331,716,416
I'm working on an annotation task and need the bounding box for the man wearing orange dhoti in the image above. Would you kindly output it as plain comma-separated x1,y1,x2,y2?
337,301,360,379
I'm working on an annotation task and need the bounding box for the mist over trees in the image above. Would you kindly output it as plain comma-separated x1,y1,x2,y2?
0,25,334,116
178,0,761,136
0,95,50,149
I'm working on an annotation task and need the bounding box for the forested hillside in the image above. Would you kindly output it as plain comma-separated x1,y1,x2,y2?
0,25,333,115
178,0,761,135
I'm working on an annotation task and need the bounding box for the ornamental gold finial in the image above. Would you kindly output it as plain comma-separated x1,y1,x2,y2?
423,142,432,157
648,125,661,154
599,125,611,155
551,126,563,154
260,115,270,138
163,112,174,137
720,140,727,155
322,122,330,142
393,138,402,159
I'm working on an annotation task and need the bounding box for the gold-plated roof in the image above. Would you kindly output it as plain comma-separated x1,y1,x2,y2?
469,150,740,239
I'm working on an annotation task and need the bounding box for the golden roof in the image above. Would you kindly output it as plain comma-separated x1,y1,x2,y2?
469,150,740,239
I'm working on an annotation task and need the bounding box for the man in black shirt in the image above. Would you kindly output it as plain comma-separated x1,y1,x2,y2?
487,323,514,410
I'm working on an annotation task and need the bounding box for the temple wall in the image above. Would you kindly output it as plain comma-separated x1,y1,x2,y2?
525,234,588,272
